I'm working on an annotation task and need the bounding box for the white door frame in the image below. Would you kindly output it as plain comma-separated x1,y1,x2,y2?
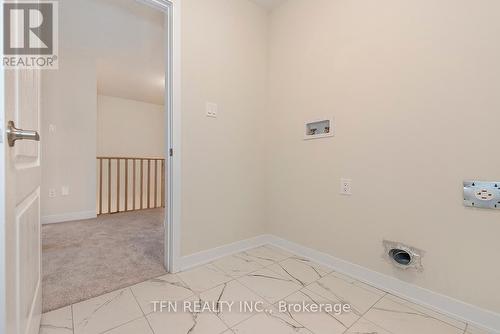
136,0,182,273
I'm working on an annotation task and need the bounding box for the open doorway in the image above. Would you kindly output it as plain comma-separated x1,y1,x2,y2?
39,0,171,313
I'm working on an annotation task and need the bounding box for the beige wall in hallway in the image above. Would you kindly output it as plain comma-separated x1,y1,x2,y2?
180,0,269,255
41,51,97,220
97,95,165,158
266,0,500,313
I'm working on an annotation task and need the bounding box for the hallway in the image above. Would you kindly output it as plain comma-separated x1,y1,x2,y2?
42,209,166,312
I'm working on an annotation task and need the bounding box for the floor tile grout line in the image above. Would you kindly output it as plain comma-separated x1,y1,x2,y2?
98,315,146,334
300,273,386,320
209,260,264,280
195,282,233,330
272,289,348,333
382,292,468,331
130,286,147,317
213,282,276,330
71,287,145,334
195,273,276,330
177,264,236,297
71,304,75,334
96,288,145,334
129,286,156,334
342,315,399,334
327,271,387,296
340,292,392,334
215,258,285,299
235,267,303,305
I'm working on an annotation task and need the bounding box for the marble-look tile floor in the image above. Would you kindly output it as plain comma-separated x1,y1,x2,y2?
39,245,491,334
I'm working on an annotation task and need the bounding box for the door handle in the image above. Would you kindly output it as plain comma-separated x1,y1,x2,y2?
6,121,40,147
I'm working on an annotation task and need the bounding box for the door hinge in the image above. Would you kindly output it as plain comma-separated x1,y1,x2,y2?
169,148,173,157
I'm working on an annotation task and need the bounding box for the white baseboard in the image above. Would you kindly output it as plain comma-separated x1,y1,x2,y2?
268,235,500,333
41,211,97,225
179,234,500,333
180,235,273,271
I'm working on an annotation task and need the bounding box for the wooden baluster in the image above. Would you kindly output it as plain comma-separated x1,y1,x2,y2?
147,159,151,209
154,159,158,208
125,159,128,212
99,158,103,215
140,159,144,210
116,159,120,213
133,159,136,210
108,159,111,214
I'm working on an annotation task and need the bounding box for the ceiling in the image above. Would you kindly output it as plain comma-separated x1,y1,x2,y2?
250,0,288,10
61,0,165,105
59,0,288,105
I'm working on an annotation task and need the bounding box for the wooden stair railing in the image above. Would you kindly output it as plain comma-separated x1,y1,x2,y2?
97,157,165,215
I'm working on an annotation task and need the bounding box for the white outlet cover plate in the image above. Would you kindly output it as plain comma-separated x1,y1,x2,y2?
340,178,352,195
463,181,500,209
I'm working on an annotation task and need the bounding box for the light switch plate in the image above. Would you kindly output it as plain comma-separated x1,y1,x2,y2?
463,181,500,209
206,102,218,118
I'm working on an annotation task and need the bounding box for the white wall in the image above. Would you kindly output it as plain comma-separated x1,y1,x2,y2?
181,0,269,255
41,51,97,221
266,0,500,314
97,95,165,158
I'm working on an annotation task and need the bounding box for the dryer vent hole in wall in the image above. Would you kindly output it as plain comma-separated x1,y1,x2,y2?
389,249,412,266
383,240,424,271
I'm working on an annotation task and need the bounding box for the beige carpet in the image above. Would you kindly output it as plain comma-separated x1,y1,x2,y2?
42,209,166,312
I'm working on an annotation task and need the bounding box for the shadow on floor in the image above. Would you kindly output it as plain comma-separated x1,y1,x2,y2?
42,208,166,312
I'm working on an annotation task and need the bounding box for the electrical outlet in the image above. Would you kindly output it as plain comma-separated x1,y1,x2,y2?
464,181,500,209
340,178,352,195
206,102,218,118
61,186,70,196
49,124,56,133
48,188,56,198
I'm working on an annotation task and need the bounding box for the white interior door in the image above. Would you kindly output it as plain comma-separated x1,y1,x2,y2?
3,67,42,334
